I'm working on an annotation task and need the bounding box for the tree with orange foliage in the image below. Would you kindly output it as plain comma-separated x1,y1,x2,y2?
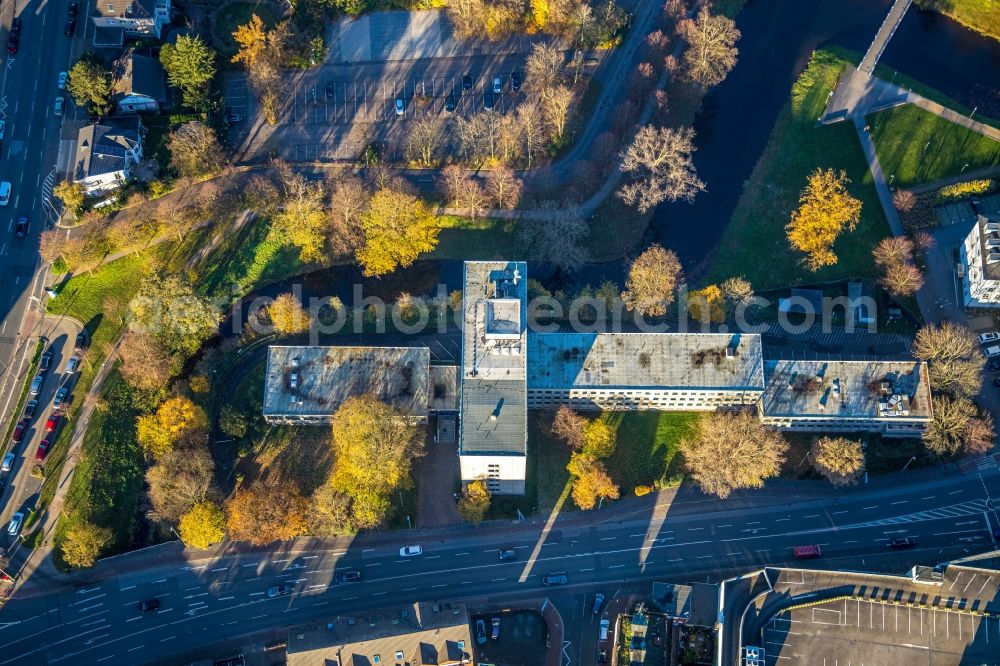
225,483,309,546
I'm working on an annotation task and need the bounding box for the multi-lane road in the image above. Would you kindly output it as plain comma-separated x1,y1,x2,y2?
0,466,997,664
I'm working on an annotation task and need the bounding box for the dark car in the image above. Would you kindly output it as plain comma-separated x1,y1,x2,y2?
462,74,473,92
6,34,18,55
592,593,605,614
491,616,500,640
483,93,494,110
14,216,27,237
74,331,88,352
511,71,522,91
10,17,22,35
498,548,517,561
64,17,76,36
475,619,487,645
12,419,28,443
68,2,79,17
597,649,608,663
334,569,361,583
137,599,160,613
39,349,52,372
325,82,335,98
45,414,60,433
445,95,456,113
889,537,916,549
23,399,37,420
266,584,292,598
35,439,51,461
541,574,568,586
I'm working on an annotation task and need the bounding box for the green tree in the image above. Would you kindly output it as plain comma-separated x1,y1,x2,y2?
53,180,86,213
60,521,112,568
457,479,491,524
129,275,221,356
307,484,354,536
219,405,249,439
330,395,425,527
159,34,217,110
357,188,439,277
178,501,226,549
66,58,113,114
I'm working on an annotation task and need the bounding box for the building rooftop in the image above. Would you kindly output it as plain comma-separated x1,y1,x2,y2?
287,601,473,666
92,0,166,20
528,332,765,391
112,51,166,103
73,116,142,180
760,359,932,420
263,345,430,419
429,365,459,412
974,213,1000,282
460,261,527,455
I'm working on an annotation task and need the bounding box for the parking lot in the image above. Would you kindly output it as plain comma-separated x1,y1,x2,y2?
471,609,548,666
763,597,1000,664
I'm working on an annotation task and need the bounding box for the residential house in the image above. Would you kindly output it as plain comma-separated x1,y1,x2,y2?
72,116,144,196
111,51,167,113
961,213,1000,308
92,0,171,47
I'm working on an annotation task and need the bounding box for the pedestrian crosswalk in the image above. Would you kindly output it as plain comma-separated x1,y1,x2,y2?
848,499,989,528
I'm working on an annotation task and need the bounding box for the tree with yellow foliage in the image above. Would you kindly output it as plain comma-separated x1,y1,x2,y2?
136,396,208,459
225,483,309,545
687,284,726,324
530,0,550,29
582,419,616,459
457,479,491,524
567,453,620,510
785,168,863,270
179,501,226,549
231,14,267,68
60,521,112,568
266,293,311,334
357,187,439,277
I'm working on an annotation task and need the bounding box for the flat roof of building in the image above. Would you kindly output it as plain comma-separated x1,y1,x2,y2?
460,261,528,455
974,213,1000,281
760,359,932,420
528,332,765,391
287,601,472,666
263,345,429,418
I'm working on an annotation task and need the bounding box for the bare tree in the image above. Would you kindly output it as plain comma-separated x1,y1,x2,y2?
677,5,740,88
618,125,705,213
497,113,524,165
438,165,468,205
872,236,914,267
679,411,788,499
810,436,865,487
644,29,671,58
525,43,565,97
328,176,370,256
622,244,683,316
39,229,66,264
913,230,935,251
893,189,917,212
485,166,523,209
924,395,994,456
167,121,226,178
516,101,547,167
881,261,925,297
551,405,587,450
119,331,175,391
913,322,984,397
405,117,445,167
541,85,575,143
520,201,590,272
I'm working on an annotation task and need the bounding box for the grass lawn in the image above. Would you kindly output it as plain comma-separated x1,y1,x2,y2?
870,105,1000,188
704,48,891,290
602,411,699,491
915,0,1000,43
427,216,525,261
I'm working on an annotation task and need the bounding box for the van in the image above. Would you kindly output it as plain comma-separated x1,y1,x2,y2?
984,346,1000,358
598,618,610,642
979,332,1000,345
0,181,10,206
793,545,822,559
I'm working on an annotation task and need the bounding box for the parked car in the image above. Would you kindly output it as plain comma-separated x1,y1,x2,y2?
68,2,79,17
0,119,5,139
334,569,361,583
54,96,65,117
492,76,502,94
462,74,473,92
475,619,487,645
988,357,1000,372
984,345,1000,359
599,618,610,642
35,439,50,461
45,414,60,433
1,452,14,472
541,574,568,586
6,33,18,56
979,332,1000,345
498,548,517,561
0,181,10,205
399,545,422,558
483,93,494,110
14,216,28,237
325,82,335,98
39,349,52,372
12,419,28,443
7,512,23,537
888,536,916,549
23,399,37,420
10,17,22,35
592,593,605,614
445,95,456,113
74,331,88,352
266,584,292,598
53,386,68,410
491,616,500,640
395,98,405,115
597,649,608,663
136,599,160,612
66,356,80,374
793,544,822,559
511,71,522,91
57,71,68,90
29,374,43,395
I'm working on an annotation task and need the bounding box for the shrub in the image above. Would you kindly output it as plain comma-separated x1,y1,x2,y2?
935,179,996,204
634,485,652,496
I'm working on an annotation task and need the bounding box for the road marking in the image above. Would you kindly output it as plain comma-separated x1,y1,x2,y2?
241,563,259,568
863,506,878,510
601,536,616,540
313,602,329,607
373,592,386,596
119,586,135,591
343,596,358,601
76,605,103,613
892,500,908,505
775,518,791,522
308,584,325,589
949,490,964,495
252,614,267,620
126,646,144,652
432,583,448,588
96,657,114,662
153,580,166,584
833,510,849,514
159,636,175,642
804,514,821,519
184,586,201,591
249,592,265,597
609,564,625,569
182,593,208,600
80,620,107,628
210,567,227,572
218,596,234,601
717,524,733,528
922,496,936,500
70,594,106,606
273,559,289,563
455,552,470,556
125,617,142,623
303,555,318,559
367,563,381,567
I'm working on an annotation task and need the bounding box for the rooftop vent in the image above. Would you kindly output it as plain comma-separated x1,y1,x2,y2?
289,371,299,392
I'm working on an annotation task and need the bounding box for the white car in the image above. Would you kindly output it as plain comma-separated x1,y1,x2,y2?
7,512,23,537
399,545,422,558
0,119,5,139
54,96,65,117
492,76,501,94
1,452,14,472
979,332,1000,345
0,181,10,206
57,71,68,90
395,98,404,116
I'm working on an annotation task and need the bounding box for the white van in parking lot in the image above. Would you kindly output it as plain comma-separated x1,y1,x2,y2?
984,345,1000,358
979,332,1000,345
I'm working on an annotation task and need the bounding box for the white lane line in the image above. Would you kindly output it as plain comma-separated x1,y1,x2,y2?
343,596,358,601
182,593,208,599
922,496,936,500
373,592,386,596
833,510,849,514
159,636,175,642
153,579,167,584
308,584,325,590
426,555,441,559
455,552,470,556
125,617,142,623
804,515,821,519
601,536,616,541
76,605,103,613
432,583,448,588
211,567,227,572
950,490,964,495
252,614,267,620
70,594,107,606
241,563,259,568
126,646,144,653
218,596,235,601
96,657,114,663
609,564,625,569
119,586,135,591
249,592,265,597
303,555,319,559
272,559,289,563
863,506,878,510
491,578,505,582
81,620,107,628
184,586,201,592
891,501,908,505
403,587,417,592
717,524,733,528
775,518,791,522
313,602,329,607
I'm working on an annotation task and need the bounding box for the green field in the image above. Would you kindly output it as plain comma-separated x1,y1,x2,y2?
705,49,891,290
870,105,1000,188
915,0,1000,43
427,215,524,261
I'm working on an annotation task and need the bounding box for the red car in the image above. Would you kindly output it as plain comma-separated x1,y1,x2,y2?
12,419,28,443
45,414,60,433
35,439,50,461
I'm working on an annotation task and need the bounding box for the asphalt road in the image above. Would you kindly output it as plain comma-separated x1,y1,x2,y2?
0,0,78,487
0,468,998,664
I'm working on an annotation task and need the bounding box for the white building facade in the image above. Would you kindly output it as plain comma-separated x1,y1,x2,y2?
961,213,1000,308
